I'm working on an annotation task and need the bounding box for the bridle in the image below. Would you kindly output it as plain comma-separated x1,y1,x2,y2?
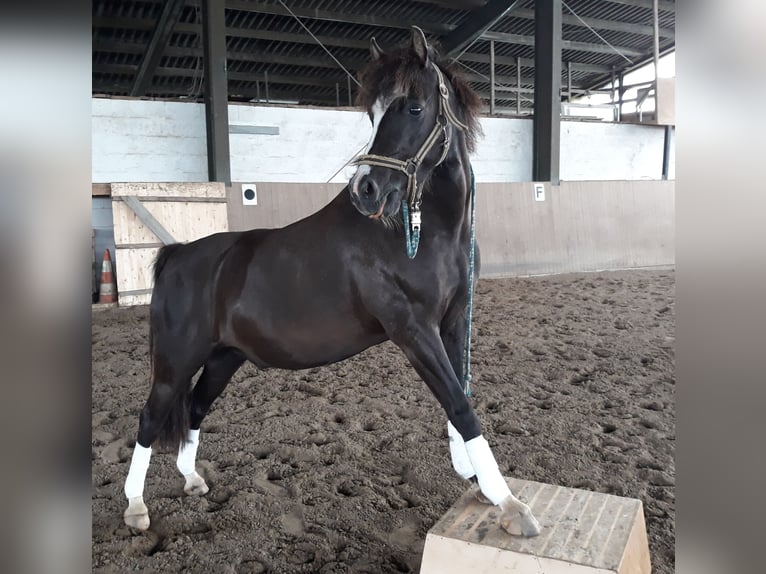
351,62,470,237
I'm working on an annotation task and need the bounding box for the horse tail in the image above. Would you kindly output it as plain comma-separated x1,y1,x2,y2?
156,385,192,451
150,242,192,451
153,242,184,284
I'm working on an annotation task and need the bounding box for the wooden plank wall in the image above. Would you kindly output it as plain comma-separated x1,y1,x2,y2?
111,182,229,306
227,180,675,277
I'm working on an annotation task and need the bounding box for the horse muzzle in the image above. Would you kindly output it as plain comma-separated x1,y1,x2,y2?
349,172,402,219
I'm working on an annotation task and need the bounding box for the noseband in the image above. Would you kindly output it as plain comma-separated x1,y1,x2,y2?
351,62,470,240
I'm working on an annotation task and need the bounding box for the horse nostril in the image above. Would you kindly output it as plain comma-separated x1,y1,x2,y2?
361,178,377,198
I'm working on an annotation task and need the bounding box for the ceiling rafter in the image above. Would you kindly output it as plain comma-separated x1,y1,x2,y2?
130,0,186,96
440,0,523,57
511,8,674,39
92,0,675,108
222,0,457,34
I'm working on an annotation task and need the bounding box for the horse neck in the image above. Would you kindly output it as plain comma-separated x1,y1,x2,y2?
424,132,472,231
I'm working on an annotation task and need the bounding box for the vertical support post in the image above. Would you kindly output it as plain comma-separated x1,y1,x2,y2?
256,80,260,102
489,40,496,115
661,125,672,180
533,0,561,184
609,65,618,122
652,0,660,119
347,75,352,106
566,60,572,102
201,0,230,185
653,0,660,84
617,71,624,122
336,82,340,107
516,56,521,115
264,71,270,103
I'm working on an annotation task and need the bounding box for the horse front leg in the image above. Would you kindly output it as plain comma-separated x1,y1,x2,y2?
441,308,499,506
395,324,541,538
440,311,486,498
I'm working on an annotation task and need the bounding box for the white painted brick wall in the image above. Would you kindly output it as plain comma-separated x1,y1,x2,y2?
560,121,665,181
228,104,370,183
92,99,208,182
92,98,672,184
471,116,532,182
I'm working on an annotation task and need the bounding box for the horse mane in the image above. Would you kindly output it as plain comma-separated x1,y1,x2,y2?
356,42,483,153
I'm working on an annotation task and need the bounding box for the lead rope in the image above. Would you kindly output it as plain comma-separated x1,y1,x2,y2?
463,164,477,397
402,201,421,259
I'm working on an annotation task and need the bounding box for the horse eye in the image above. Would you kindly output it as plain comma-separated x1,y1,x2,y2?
409,105,422,116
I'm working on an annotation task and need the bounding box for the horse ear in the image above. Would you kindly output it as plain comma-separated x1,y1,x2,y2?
411,26,429,65
370,37,384,61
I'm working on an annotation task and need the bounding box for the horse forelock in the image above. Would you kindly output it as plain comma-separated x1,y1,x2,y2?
356,45,483,153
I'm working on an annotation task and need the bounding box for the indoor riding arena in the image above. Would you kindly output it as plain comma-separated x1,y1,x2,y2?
92,1,675,573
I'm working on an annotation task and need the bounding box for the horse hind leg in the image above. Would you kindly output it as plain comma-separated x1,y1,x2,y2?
124,374,191,530
177,347,245,496
123,345,209,530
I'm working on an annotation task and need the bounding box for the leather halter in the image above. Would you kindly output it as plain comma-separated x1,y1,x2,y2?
351,62,470,232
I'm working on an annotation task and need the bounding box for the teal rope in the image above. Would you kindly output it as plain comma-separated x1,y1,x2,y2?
463,165,477,397
402,167,476,397
402,201,421,259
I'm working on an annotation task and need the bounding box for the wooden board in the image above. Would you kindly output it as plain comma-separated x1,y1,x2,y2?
110,182,229,306
92,183,111,197
111,182,226,199
420,477,651,574
111,201,228,245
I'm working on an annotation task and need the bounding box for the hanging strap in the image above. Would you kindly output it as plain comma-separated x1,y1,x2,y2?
463,164,477,397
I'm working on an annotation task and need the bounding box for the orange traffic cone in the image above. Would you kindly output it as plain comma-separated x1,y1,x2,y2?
99,248,117,304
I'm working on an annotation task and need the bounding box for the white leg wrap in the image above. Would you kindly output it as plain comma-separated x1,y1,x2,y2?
176,428,200,476
464,435,512,506
124,443,152,499
448,421,476,479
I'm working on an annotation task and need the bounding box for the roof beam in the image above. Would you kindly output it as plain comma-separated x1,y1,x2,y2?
96,63,599,94
94,17,375,51
462,71,588,89
95,63,352,89
94,81,339,106
600,0,675,12
94,39,614,75
101,19,609,72
579,41,674,94
481,31,645,57
440,0,523,57
223,0,456,34
98,16,648,62
95,40,368,71
458,52,612,73
413,0,486,8
512,8,674,39
129,0,185,96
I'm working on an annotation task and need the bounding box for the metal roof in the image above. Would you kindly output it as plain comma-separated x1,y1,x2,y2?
92,0,675,112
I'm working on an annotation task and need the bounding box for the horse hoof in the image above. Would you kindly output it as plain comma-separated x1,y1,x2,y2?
472,487,492,505
124,497,150,531
183,471,209,496
501,510,541,537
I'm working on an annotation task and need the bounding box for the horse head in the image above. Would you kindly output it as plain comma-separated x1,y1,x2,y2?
349,27,479,221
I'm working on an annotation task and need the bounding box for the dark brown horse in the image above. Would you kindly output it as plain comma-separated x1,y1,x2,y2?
122,27,541,539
